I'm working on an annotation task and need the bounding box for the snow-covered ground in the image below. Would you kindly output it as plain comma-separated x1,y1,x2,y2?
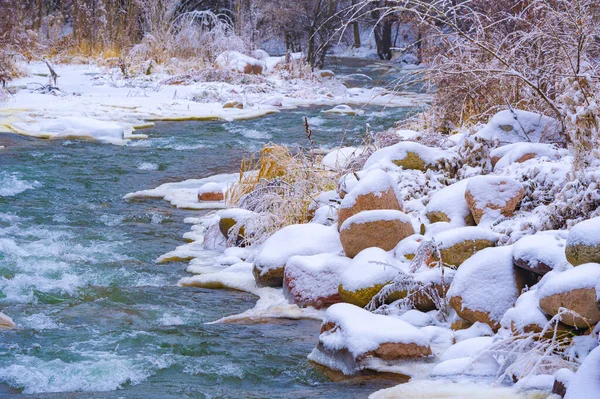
0,60,428,145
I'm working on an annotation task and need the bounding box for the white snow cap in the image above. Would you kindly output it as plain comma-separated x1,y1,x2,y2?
447,246,520,323
340,169,400,209
321,147,364,170
253,223,342,273
538,263,600,298
215,51,264,73
434,226,499,250
364,141,457,170
512,230,570,273
320,303,430,357
491,142,563,170
426,178,472,225
340,209,411,232
566,216,600,247
339,247,403,292
197,182,223,195
475,109,561,144
565,346,600,399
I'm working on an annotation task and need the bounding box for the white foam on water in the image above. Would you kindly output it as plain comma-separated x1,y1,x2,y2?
0,353,171,394
240,129,272,140
18,313,62,330
159,313,185,326
0,172,40,197
99,214,126,227
183,357,245,379
137,162,159,171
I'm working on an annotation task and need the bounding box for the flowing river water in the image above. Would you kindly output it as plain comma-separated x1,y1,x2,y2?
0,59,418,398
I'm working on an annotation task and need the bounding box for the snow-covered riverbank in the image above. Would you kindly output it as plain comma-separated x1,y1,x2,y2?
0,60,427,145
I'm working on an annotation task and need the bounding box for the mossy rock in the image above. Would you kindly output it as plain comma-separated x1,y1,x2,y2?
565,244,600,266
426,211,475,226
392,151,427,171
338,283,404,308
252,264,284,287
436,238,497,268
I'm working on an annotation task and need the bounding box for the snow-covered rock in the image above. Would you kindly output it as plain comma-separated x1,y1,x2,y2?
564,346,600,399
513,230,571,275
491,142,563,170
197,182,224,201
308,303,431,375
433,226,499,268
448,246,525,330
252,223,342,287
426,179,475,226
219,208,257,244
322,104,364,116
538,263,600,328
215,51,264,74
464,175,524,224
321,147,364,170
565,216,600,266
338,247,402,307
340,210,414,258
501,289,551,334
337,169,402,229
283,253,350,308
475,109,563,145
364,141,458,171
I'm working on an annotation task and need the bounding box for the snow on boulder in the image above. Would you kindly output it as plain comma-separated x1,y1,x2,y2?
432,226,499,268
491,143,563,171
283,253,350,308
426,179,475,226
448,246,526,331
223,100,243,109
565,217,600,266
337,169,402,230
251,49,270,60
553,368,575,398
364,141,458,171
316,69,335,79
501,289,554,335
308,303,431,375
564,346,600,399
252,224,342,287
340,210,414,258
322,105,364,116
197,182,224,202
219,208,257,245
321,147,364,170
464,175,524,224
440,336,494,362
537,263,600,328
338,247,403,307
474,109,562,145
513,230,571,275
215,51,264,74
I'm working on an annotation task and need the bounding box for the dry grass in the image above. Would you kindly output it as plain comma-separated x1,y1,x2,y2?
225,144,339,245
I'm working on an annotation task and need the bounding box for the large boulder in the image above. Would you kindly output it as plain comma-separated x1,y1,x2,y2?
474,109,563,145
426,179,475,226
565,217,600,266
338,247,402,307
432,226,499,268
364,141,458,171
308,303,432,375
448,246,526,331
252,224,342,287
538,263,600,328
340,210,414,258
464,176,524,224
283,253,350,308
513,230,571,275
337,169,402,230
490,143,563,171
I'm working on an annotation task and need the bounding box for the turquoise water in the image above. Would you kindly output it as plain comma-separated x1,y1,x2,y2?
0,95,412,397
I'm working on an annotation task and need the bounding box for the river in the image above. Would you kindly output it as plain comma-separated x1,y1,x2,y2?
0,59,418,398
